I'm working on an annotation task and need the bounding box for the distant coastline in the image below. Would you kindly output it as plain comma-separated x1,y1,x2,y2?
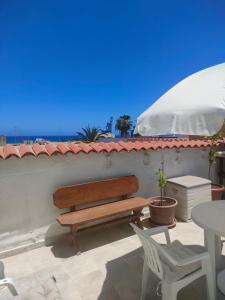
6,135,77,144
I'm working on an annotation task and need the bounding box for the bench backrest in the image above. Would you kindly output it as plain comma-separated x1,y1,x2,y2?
53,175,139,209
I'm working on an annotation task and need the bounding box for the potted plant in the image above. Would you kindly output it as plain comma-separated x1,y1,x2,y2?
207,134,225,200
149,168,177,228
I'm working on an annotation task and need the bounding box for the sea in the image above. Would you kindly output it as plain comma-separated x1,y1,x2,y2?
6,135,78,144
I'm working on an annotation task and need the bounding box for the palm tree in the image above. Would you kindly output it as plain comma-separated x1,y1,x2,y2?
115,115,133,137
77,126,104,143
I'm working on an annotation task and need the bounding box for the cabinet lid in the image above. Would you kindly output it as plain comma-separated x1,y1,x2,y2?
167,175,211,188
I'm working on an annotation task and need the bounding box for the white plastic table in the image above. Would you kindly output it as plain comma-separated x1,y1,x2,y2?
192,201,225,292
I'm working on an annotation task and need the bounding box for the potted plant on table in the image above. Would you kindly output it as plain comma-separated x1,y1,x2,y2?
207,134,225,200
149,168,178,228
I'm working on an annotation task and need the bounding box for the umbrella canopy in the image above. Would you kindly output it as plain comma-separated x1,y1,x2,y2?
135,63,225,137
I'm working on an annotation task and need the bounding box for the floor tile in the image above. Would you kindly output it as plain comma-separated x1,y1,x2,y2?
1,221,225,300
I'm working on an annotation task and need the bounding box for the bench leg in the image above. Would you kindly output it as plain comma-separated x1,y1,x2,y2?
70,225,81,255
133,209,144,229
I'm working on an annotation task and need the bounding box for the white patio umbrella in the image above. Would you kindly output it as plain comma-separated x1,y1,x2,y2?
135,63,225,137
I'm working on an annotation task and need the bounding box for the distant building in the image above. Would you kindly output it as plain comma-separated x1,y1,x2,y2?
35,138,48,145
23,140,33,145
0,135,6,146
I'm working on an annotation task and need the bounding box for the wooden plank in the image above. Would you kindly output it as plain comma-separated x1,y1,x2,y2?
79,215,137,231
53,175,139,208
56,197,150,226
63,215,136,237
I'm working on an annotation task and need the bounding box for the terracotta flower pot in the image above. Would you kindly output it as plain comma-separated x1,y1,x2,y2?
149,196,178,228
211,184,225,200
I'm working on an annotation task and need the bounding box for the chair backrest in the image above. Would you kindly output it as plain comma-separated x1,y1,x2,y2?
53,175,139,209
131,224,164,280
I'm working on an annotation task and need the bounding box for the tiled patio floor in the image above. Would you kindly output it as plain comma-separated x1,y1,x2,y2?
0,221,225,300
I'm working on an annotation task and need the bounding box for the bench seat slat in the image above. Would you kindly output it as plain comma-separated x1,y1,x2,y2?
57,197,150,226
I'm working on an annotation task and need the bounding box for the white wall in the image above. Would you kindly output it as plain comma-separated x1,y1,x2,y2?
0,147,216,253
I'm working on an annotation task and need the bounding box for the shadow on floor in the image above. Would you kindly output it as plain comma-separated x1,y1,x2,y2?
50,222,135,259
97,244,223,300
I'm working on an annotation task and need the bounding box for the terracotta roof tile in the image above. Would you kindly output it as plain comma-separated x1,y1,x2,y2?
0,147,4,159
98,142,113,153
4,144,20,159
0,139,217,160
68,143,82,154
173,140,186,148
89,142,105,153
118,141,136,151
32,144,49,156
78,143,93,153
45,144,60,156
107,142,123,152
130,141,145,151
138,141,154,150
148,141,160,150
19,144,35,157
57,143,72,155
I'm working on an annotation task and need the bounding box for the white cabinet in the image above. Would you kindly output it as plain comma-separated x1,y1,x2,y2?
166,176,211,222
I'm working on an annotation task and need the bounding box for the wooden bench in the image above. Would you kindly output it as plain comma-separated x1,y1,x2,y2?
53,175,150,253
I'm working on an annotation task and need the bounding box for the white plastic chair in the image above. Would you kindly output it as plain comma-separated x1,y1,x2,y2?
0,260,18,297
0,277,18,296
130,223,215,300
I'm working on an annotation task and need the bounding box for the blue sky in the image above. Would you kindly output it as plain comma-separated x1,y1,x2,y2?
1,0,225,135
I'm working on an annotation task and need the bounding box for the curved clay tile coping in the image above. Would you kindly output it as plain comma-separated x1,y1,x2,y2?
0,139,218,160
0,147,4,159
132,141,147,151
118,141,135,152
78,143,94,153
150,142,160,150
57,143,73,155
98,142,113,153
68,143,82,154
4,144,20,159
32,144,49,156
138,141,153,150
89,142,104,153
19,144,35,157
128,141,143,151
174,140,186,148
45,143,61,156
106,142,123,152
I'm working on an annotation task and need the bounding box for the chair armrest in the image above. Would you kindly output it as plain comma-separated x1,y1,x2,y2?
157,245,210,267
0,278,18,296
175,252,210,267
144,226,171,244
